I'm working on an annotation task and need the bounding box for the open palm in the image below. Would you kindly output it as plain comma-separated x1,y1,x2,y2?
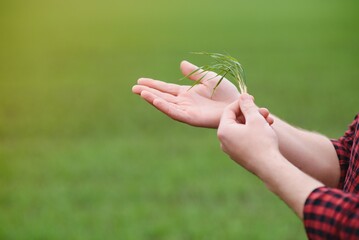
132,61,240,128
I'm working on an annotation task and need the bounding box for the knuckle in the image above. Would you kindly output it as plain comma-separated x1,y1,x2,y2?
217,128,227,142
217,129,224,140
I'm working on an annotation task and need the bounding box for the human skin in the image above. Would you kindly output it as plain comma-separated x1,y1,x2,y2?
217,94,324,219
132,61,340,188
132,61,273,128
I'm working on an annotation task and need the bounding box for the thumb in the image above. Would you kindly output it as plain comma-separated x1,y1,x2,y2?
220,100,241,125
180,60,218,83
239,94,263,124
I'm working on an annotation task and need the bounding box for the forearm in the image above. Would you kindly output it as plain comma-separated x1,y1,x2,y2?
271,115,340,187
256,152,324,219
256,152,359,238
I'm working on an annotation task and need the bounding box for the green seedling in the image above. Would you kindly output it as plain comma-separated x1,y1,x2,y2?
183,52,247,96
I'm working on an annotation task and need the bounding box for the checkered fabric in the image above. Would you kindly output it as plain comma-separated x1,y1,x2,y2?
304,114,359,239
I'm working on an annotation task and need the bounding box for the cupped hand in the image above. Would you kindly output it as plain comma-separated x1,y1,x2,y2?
132,61,240,128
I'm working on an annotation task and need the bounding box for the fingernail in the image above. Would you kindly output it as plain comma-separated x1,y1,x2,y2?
182,60,195,67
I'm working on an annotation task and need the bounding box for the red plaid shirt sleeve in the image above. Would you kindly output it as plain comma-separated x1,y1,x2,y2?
331,115,357,189
304,187,359,239
303,114,359,240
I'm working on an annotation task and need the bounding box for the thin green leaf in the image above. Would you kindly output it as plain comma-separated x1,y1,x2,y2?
185,52,248,95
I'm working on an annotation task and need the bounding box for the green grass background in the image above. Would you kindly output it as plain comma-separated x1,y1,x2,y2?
0,0,359,239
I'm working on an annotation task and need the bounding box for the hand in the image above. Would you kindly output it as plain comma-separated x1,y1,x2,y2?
217,94,279,174
133,61,272,128
132,61,240,128
218,94,324,219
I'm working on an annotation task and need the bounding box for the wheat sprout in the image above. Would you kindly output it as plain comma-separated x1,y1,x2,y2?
183,52,247,96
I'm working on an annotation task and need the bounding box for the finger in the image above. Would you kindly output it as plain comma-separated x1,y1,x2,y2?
258,107,274,125
137,78,180,96
180,60,220,83
133,85,178,103
220,100,241,126
237,115,245,124
152,98,190,124
266,116,274,125
239,94,265,124
140,90,158,105
237,106,269,125
140,91,189,123
132,85,142,95
258,108,270,119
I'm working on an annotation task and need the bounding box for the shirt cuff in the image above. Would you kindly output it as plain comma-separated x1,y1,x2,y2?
303,186,359,240
303,187,338,239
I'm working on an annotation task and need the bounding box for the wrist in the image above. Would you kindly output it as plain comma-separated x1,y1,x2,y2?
254,150,287,183
255,153,324,219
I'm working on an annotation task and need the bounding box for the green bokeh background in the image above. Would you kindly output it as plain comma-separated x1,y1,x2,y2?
0,0,358,239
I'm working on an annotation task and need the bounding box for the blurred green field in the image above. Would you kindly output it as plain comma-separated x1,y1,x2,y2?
0,0,359,239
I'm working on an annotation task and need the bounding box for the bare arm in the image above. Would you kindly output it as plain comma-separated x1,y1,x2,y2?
271,116,340,188
257,153,324,219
